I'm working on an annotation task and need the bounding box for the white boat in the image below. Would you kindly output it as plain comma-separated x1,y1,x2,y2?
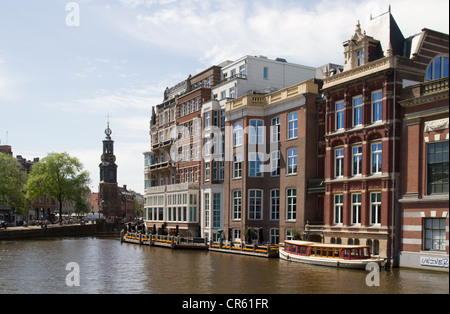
280,240,386,269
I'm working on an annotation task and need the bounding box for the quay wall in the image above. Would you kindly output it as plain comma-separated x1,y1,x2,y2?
0,224,99,240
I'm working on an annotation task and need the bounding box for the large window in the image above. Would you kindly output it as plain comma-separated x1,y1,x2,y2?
288,112,298,139
213,193,221,228
249,119,264,144
353,95,363,127
286,188,297,221
204,193,210,227
232,191,241,220
426,56,449,80
271,150,280,176
371,142,382,174
233,122,243,147
335,101,345,130
335,148,344,178
424,218,447,251
287,148,297,175
334,194,343,225
427,141,449,194
271,116,281,143
248,190,263,220
352,145,362,176
249,152,263,177
233,154,242,179
372,90,383,123
352,193,361,225
370,192,381,225
270,189,280,220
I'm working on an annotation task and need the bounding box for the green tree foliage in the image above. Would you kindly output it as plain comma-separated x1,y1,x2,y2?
25,152,91,220
0,153,28,215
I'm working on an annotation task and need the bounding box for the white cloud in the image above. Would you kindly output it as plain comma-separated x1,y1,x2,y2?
97,0,449,68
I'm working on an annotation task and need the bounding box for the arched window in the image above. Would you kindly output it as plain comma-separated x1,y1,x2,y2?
426,56,449,80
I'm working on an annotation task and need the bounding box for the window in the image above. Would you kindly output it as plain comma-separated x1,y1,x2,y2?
231,69,237,78
356,49,364,66
271,150,280,176
221,91,226,100
230,87,236,99
371,142,382,174
287,148,297,175
213,193,221,228
248,190,263,220
427,141,449,194
270,189,280,220
353,96,363,126
233,122,243,147
334,194,343,225
335,101,345,130
249,119,264,144
263,67,269,79
204,193,210,227
205,112,211,129
204,162,210,181
239,65,246,77
286,189,297,221
288,112,298,139
270,229,279,245
424,218,447,251
372,90,383,122
426,56,449,80
204,137,211,156
249,152,263,177
352,145,362,176
233,154,242,178
370,192,381,225
271,116,280,143
352,193,361,225
335,148,344,178
233,191,242,220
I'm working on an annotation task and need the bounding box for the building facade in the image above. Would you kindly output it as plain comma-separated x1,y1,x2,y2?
223,80,321,245
306,11,449,267
398,28,449,271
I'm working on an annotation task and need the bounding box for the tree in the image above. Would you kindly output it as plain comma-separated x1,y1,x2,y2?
25,152,90,222
0,153,28,216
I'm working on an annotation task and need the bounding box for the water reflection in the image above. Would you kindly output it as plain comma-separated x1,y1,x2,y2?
0,238,448,294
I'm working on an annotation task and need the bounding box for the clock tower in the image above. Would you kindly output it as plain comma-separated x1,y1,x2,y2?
100,122,117,183
99,121,121,217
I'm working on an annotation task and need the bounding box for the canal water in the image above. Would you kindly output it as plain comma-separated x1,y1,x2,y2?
0,237,448,294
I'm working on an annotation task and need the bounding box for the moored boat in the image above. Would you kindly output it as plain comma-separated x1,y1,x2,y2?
280,240,385,269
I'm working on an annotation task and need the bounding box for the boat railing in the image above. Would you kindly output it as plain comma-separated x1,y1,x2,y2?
210,240,279,255
124,232,206,246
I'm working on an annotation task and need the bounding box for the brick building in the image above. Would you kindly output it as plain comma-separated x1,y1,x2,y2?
223,80,321,244
398,28,448,270
306,11,448,267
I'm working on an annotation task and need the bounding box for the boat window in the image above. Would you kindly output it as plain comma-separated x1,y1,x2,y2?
334,249,340,258
361,247,370,258
342,249,349,259
300,246,308,255
350,249,358,259
310,247,315,256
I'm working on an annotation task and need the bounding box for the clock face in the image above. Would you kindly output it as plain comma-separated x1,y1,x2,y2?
105,127,112,136
108,155,116,163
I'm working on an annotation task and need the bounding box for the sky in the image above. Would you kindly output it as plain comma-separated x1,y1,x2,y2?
0,0,448,195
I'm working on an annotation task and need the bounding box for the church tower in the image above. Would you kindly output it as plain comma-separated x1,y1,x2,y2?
98,121,121,218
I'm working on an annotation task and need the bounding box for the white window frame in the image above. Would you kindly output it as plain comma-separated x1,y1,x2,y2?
334,194,343,225
288,112,298,139
248,189,263,220
371,142,382,174
286,188,297,221
352,95,363,127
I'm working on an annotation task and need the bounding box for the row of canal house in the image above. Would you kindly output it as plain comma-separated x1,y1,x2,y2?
143,10,448,270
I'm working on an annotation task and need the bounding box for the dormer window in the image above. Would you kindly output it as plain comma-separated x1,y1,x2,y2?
356,49,364,66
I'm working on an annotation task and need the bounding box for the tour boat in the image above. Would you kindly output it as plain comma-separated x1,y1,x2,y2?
280,240,386,269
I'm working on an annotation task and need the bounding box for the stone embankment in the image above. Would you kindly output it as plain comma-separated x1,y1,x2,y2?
0,220,123,240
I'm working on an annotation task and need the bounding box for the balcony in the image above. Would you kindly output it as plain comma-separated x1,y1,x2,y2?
400,77,449,108
167,182,199,192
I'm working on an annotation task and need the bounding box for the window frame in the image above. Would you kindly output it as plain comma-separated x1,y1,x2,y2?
352,95,363,127
288,112,298,139
335,100,345,131
248,189,263,220
286,188,297,221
